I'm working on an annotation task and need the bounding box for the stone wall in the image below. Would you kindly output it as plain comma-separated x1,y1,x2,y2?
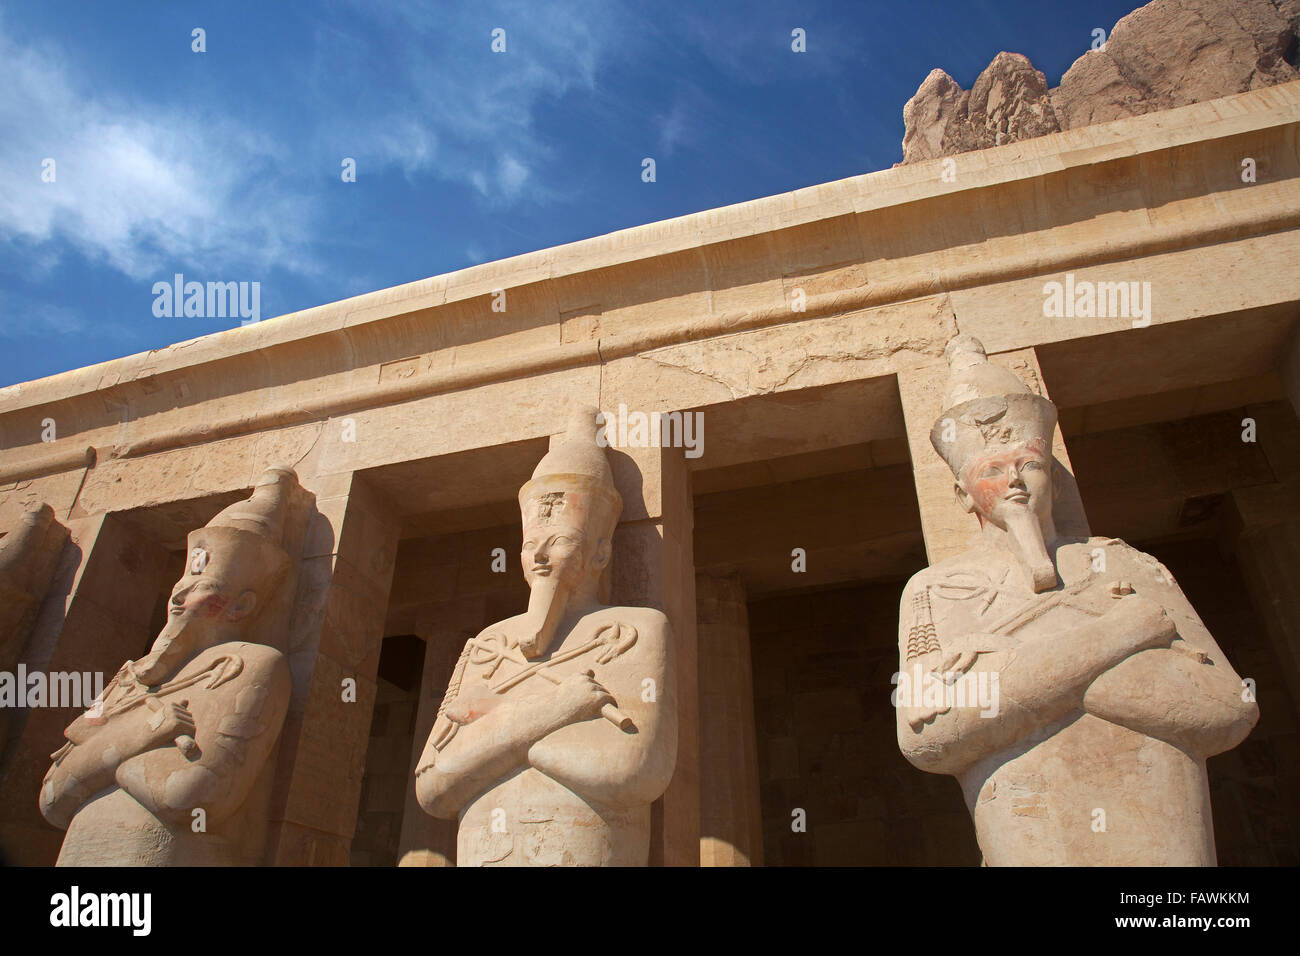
1065,397,1300,865
1147,540,1300,865
351,636,425,867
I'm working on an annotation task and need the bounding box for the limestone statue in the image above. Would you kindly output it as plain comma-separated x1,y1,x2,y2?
895,336,1259,865
0,501,69,751
39,467,298,866
415,406,677,866
0,501,68,676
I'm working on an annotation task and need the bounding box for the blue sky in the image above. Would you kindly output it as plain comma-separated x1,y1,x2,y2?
0,0,1141,388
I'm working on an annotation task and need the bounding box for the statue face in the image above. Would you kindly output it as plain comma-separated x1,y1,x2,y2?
168,554,224,621
135,532,261,683
521,521,591,591
169,537,259,625
959,440,1054,530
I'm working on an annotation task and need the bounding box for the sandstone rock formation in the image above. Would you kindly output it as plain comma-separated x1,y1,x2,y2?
900,0,1300,164
902,53,1061,165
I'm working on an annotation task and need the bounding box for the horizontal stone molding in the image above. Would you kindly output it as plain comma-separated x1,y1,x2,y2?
0,445,94,486
0,83,1298,481
4,202,1298,482
89,212,1300,464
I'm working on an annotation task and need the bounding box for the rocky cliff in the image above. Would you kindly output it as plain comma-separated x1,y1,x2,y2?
899,0,1300,164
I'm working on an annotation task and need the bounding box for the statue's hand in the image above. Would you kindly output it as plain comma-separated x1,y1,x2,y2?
63,712,102,746
544,670,615,730
443,698,472,724
936,633,1013,676
140,697,196,752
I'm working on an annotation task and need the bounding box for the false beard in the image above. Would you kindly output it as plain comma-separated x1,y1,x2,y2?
517,573,570,659
132,617,199,685
1005,508,1057,593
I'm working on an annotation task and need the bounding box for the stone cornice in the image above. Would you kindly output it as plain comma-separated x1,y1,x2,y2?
1,80,1298,484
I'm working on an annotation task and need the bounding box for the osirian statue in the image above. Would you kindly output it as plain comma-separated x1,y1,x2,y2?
415,405,677,865
39,467,298,865
895,336,1258,865
0,501,68,748
0,502,66,675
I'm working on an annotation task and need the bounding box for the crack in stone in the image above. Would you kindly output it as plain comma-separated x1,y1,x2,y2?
643,331,951,398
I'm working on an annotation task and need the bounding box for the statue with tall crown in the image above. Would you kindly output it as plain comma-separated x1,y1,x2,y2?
0,501,67,677
0,502,69,750
895,336,1259,865
415,405,677,866
39,467,298,866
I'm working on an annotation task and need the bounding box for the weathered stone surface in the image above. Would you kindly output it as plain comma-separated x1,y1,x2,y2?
900,0,1300,163
1055,0,1300,129
901,54,1060,165
697,573,763,866
0,503,68,675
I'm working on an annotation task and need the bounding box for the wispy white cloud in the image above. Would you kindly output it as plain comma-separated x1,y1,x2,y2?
681,5,855,83
655,102,692,157
0,1,660,294
321,0,618,205
0,19,319,281
496,154,532,198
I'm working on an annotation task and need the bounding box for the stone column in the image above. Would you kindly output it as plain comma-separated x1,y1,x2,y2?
1225,364,1300,714
395,594,487,867
264,472,399,866
1227,487,1300,713
696,572,763,867
898,346,1089,562
609,442,699,866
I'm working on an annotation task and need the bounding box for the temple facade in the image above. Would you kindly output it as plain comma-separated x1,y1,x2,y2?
1,82,1298,866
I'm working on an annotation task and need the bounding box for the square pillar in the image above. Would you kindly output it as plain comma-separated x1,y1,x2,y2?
0,504,68,676
1225,485,1300,712
264,472,399,866
395,593,490,867
696,572,763,866
608,442,699,866
1228,340,1300,712
1283,322,1300,420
